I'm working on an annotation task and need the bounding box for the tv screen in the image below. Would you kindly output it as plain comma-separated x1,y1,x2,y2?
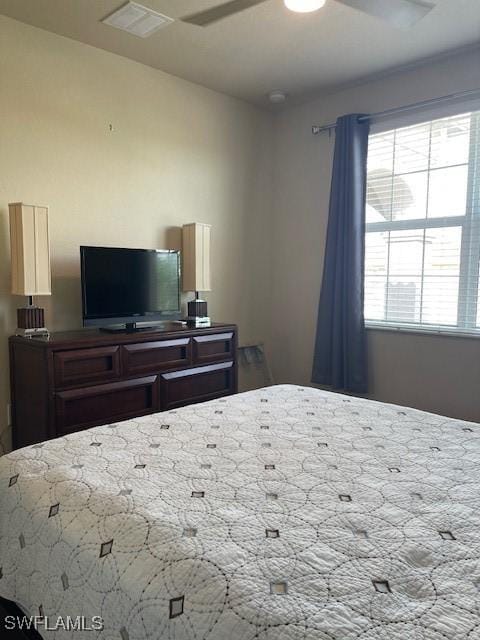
81,246,181,327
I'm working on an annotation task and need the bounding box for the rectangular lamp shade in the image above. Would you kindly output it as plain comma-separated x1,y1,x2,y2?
9,203,51,296
182,223,211,293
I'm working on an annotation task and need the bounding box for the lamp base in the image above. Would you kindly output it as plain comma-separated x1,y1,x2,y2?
15,327,50,339
187,298,208,318
186,316,211,328
186,297,210,327
16,306,49,338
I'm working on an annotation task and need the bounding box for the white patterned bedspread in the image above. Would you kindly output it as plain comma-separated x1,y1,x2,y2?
1,384,480,639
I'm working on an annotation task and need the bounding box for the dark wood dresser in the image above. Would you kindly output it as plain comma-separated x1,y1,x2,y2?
9,323,237,449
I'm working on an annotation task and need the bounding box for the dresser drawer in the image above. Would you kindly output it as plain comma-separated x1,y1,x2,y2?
160,361,234,410
192,332,235,364
123,338,191,376
54,346,121,388
55,376,159,434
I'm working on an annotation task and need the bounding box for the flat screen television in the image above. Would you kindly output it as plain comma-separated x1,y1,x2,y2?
81,246,181,331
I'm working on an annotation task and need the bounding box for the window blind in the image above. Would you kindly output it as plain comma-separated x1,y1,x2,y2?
365,109,480,334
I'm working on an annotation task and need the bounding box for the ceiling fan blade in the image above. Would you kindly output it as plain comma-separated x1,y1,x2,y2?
336,0,436,28
182,0,268,26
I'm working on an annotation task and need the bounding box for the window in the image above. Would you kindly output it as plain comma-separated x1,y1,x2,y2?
365,110,480,335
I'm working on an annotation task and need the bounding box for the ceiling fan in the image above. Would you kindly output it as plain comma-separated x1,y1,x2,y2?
182,0,436,29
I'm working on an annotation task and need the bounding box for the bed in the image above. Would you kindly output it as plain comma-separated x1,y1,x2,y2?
1,384,480,639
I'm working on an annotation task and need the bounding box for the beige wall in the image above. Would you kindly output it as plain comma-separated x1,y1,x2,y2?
0,15,273,452
1,13,479,454
270,47,480,422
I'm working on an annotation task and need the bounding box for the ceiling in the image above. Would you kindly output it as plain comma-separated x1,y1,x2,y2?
0,0,479,107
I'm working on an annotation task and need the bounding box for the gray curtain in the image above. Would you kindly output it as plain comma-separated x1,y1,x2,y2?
311,114,370,393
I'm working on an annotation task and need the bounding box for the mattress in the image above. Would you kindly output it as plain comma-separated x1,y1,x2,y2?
1,384,480,639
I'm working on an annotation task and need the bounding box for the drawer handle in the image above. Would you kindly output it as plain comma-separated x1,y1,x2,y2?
162,362,233,380
125,338,190,351
193,333,233,344
56,376,158,399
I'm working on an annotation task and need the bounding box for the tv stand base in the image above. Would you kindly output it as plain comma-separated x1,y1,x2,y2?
99,322,186,334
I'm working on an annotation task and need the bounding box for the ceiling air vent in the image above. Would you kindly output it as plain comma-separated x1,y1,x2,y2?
102,2,174,38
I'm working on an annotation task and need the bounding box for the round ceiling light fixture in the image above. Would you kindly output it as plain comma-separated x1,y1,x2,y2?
284,0,326,13
268,90,287,104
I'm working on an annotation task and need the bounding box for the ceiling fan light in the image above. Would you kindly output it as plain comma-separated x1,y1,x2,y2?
284,0,326,13
268,90,287,103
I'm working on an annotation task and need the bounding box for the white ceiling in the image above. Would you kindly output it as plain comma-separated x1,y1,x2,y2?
0,0,479,107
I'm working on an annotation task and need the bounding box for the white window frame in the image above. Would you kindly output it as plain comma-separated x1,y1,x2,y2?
365,110,480,337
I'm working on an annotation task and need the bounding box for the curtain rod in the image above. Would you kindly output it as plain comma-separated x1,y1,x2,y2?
311,87,480,135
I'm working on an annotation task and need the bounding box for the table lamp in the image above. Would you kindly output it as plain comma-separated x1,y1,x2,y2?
182,222,211,327
9,203,51,338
